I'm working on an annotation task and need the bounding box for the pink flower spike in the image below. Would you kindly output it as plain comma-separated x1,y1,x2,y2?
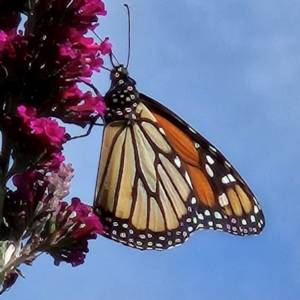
69,93,106,115
63,85,84,99
57,197,104,238
48,163,74,199
30,118,66,145
80,1,107,18
17,106,36,123
44,153,65,172
100,38,112,55
60,42,77,59
66,198,103,238
12,171,37,197
0,31,7,41
0,31,7,51
47,198,103,267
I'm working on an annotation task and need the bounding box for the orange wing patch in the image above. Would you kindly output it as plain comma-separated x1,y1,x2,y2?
153,112,199,166
153,111,216,208
186,164,215,207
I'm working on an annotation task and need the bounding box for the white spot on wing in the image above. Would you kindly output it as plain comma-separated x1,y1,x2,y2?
189,127,196,133
209,146,217,152
214,212,222,219
221,176,230,184
197,213,204,220
228,174,236,182
219,193,229,207
185,172,193,188
206,155,215,164
159,127,165,135
205,164,214,177
225,161,231,168
174,156,181,168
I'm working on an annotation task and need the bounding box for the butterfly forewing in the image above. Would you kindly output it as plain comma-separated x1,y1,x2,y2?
142,94,264,236
94,65,265,250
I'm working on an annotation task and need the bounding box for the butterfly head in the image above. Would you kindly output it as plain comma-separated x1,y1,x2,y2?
110,65,128,79
109,65,136,86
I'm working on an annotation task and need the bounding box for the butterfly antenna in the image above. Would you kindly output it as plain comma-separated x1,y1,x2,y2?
100,65,111,72
124,4,131,69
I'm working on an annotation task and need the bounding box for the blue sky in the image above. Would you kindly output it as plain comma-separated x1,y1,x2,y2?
5,1,300,299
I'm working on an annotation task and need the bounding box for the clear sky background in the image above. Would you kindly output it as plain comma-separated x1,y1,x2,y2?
5,1,300,299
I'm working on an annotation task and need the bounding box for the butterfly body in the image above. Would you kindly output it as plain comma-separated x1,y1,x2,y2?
103,66,139,125
94,65,265,250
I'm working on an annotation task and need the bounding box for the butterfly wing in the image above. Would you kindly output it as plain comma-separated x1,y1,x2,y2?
140,94,264,234
94,102,198,250
94,90,264,250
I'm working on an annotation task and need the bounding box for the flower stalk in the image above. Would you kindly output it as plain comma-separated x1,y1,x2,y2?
0,0,111,294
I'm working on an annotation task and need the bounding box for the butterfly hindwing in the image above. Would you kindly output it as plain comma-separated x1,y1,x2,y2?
95,103,202,249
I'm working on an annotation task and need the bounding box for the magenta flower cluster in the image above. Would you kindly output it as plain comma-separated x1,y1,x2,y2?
0,0,111,294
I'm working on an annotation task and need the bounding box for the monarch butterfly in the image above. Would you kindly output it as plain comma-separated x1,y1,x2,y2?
93,65,265,250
